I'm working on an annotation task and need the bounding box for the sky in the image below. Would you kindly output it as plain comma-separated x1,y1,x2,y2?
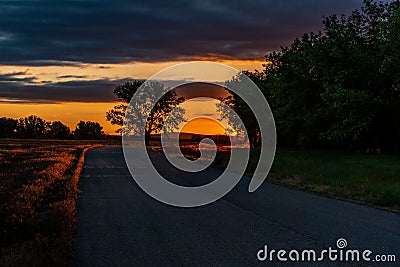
0,0,362,134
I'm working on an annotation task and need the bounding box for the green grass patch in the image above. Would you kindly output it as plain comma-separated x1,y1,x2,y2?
216,148,400,212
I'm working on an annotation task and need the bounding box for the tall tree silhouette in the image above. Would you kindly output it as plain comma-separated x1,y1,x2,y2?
106,81,186,145
217,72,266,148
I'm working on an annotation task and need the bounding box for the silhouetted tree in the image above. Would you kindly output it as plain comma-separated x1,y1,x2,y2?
48,121,71,139
217,72,266,148
73,121,105,140
0,117,17,138
16,115,49,139
106,81,186,145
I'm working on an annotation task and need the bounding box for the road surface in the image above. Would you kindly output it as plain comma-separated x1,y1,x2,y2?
71,146,400,266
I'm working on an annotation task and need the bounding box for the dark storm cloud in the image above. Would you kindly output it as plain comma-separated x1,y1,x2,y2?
175,82,229,99
0,0,361,66
193,113,216,117
56,75,88,79
0,78,129,103
0,0,362,103
0,70,36,83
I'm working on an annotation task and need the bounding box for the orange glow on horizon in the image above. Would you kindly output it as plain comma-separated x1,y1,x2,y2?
0,59,264,135
181,118,227,135
0,102,120,134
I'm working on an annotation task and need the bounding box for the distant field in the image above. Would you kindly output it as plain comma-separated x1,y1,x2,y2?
0,139,120,267
214,148,400,212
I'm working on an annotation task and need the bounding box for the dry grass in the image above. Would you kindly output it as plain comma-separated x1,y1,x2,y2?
0,139,119,266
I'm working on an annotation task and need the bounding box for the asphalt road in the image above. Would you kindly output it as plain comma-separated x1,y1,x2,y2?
71,146,400,266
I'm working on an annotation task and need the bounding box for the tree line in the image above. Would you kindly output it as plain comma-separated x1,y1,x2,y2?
0,115,106,140
223,0,400,154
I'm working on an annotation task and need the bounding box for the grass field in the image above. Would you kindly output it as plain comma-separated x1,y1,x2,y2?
153,142,400,211
219,148,400,212
0,139,119,267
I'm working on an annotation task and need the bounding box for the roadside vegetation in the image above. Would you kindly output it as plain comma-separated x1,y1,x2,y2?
269,149,400,211
0,139,119,266
165,140,400,211
212,147,400,212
